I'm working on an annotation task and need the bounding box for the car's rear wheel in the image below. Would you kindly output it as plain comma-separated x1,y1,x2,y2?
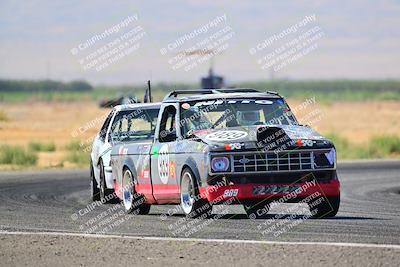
180,168,212,219
243,201,270,219
90,162,100,201
122,168,151,214
309,195,340,218
99,160,116,203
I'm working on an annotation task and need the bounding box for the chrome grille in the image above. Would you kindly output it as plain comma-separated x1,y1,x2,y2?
232,150,316,173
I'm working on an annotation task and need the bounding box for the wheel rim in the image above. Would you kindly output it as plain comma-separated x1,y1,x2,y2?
180,171,194,214
122,170,134,211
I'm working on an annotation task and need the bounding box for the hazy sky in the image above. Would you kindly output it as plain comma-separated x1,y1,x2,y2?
0,0,399,85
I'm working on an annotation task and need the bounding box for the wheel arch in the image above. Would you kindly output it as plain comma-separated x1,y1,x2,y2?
180,157,201,188
121,157,138,183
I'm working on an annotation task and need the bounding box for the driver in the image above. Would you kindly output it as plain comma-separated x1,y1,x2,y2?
183,108,212,134
236,110,261,126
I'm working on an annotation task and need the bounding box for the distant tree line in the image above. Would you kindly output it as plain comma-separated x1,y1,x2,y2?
0,79,93,92
239,80,400,94
1,79,400,101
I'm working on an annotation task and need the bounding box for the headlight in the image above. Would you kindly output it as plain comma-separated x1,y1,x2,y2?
314,148,336,168
211,156,230,172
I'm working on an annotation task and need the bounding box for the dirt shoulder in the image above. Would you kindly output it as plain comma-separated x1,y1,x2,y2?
1,233,399,267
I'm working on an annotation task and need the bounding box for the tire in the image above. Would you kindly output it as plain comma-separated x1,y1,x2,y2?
243,201,270,219
90,162,100,201
180,167,212,219
122,168,151,214
99,160,116,204
309,195,340,218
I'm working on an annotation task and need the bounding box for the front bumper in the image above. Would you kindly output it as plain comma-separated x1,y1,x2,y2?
199,180,340,203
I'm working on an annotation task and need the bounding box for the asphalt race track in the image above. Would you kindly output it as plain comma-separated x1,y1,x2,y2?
1,160,400,243
0,160,399,266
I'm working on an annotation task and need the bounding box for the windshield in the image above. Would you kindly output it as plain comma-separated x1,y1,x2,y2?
110,108,159,143
180,98,297,134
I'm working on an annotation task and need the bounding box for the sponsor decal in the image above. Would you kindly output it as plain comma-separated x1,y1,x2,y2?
139,169,150,180
169,161,176,179
143,170,150,179
239,157,250,164
193,130,210,135
253,185,301,195
223,189,239,197
224,142,243,150
158,144,169,184
152,146,160,156
295,139,314,147
181,103,190,110
206,130,248,141
194,99,273,106
118,146,128,155
139,144,151,154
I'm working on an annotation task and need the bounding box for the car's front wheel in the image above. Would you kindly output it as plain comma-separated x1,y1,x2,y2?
122,168,151,214
309,195,340,218
180,168,212,219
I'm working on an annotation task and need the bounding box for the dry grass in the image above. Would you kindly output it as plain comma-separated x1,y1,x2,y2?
0,102,109,169
0,110,8,121
0,102,108,146
287,99,400,144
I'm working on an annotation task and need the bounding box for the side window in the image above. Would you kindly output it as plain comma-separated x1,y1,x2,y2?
110,114,129,143
110,117,122,138
159,105,177,142
99,110,114,142
109,108,160,143
119,115,129,132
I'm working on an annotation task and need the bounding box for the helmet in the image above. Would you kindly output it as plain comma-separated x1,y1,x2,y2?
236,110,260,126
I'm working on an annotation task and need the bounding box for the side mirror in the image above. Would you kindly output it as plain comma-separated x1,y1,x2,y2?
159,129,177,142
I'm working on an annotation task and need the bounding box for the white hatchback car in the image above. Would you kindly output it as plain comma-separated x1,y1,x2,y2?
90,103,161,202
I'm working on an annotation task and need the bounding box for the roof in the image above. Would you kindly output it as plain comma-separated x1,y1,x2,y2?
162,88,282,103
114,102,162,112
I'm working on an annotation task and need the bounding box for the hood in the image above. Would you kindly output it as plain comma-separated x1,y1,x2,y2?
191,125,331,151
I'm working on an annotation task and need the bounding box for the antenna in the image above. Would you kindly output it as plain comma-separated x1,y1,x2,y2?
147,80,152,103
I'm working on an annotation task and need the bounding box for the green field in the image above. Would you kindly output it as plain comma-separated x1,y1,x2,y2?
1,79,400,102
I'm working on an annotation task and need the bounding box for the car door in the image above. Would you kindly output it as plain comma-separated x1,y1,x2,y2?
111,107,157,203
151,104,181,202
92,109,115,187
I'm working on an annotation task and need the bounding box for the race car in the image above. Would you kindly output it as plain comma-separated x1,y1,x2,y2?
110,89,340,219
90,103,161,202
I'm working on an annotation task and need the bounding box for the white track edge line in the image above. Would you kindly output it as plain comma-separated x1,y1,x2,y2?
1,230,400,249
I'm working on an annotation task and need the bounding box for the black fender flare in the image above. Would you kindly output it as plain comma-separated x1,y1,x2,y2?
122,157,138,183
180,156,202,188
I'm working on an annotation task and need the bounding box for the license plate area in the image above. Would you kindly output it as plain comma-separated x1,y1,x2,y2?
253,185,301,195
